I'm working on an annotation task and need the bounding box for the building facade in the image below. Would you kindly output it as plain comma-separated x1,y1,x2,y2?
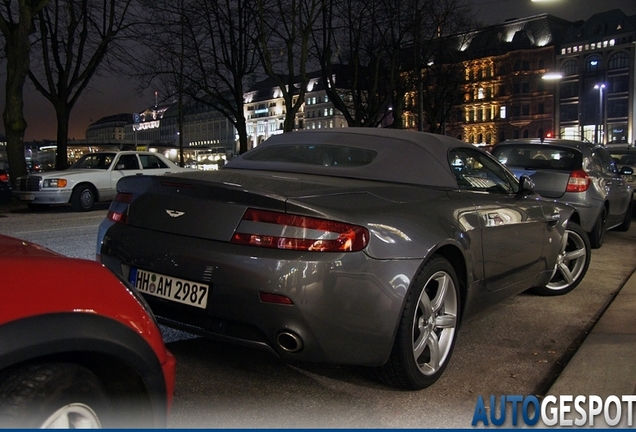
85,114,132,141
556,9,635,145
243,72,348,148
446,14,573,146
83,8,635,155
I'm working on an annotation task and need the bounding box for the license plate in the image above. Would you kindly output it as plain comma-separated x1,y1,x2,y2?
19,194,35,201
129,268,209,309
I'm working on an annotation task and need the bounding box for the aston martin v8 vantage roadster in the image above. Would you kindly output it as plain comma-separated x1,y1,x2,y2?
97,128,590,390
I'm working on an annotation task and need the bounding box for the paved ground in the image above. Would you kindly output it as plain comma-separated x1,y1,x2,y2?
545,266,636,427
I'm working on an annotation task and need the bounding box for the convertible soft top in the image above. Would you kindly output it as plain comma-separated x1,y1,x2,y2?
225,128,474,189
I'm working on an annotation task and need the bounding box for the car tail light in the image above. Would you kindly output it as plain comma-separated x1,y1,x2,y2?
259,292,294,305
231,208,369,252
107,192,133,224
566,170,590,192
0,172,8,182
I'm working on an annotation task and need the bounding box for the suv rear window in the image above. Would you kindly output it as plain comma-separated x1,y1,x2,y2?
493,146,581,171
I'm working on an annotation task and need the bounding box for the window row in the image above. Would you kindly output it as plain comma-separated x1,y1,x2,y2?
561,52,630,75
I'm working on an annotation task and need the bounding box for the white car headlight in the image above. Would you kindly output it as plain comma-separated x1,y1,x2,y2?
42,178,68,188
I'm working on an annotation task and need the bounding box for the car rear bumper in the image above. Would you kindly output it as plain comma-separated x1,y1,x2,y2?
97,221,422,367
13,189,72,205
556,195,599,233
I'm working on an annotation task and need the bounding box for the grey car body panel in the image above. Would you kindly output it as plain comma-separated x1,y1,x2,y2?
98,129,575,367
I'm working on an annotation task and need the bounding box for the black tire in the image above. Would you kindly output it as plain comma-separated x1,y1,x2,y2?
532,221,590,296
0,363,111,428
588,208,606,249
377,255,460,390
614,201,632,232
71,184,96,212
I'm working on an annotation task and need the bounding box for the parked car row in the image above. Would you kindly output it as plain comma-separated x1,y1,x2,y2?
96,129,592,391
5,130,627,427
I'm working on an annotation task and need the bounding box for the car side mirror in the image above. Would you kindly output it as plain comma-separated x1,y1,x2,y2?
620,166,634,176
518,174,535,194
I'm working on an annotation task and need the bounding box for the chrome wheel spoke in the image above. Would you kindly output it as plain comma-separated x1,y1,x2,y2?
564,246,586,261
435,313,457,329
430,274,449,313
556,261,574,284
413,326,431,359
415,331,441,374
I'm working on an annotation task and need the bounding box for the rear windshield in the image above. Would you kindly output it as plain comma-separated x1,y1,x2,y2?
241,144,377,167
493,146,581,171
610,152,636,166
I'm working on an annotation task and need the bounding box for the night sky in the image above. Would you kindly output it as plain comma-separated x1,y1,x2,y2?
2,0,635,142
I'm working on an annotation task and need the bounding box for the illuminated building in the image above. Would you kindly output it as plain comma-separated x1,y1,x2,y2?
556,9,635,145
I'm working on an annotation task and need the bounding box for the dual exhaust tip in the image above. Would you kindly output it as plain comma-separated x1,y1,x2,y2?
276,330,303,353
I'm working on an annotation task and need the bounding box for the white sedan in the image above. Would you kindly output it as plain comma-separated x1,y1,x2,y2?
13,151,192,211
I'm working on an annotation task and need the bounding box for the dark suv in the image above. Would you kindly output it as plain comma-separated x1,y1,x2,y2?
492,139,633,248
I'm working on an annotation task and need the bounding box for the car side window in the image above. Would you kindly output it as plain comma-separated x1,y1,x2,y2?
449,148,518,194
116,155,140,170
140,155,168,169
593,148,618,174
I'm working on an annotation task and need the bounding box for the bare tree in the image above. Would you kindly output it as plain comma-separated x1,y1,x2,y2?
404,0,473,133
313,0,405,127
132,0,260,155
186,0,261,154
130,0,192,164
0,0,49,183
28,0,135,169
254,0,324,132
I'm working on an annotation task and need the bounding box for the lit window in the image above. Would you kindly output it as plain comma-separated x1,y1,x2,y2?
500,106,507,119
478,88,484,99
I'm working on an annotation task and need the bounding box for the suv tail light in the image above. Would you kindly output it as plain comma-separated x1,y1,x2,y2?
231,208,369,252
107,192,133,224
566,169,590,192
0,172,9,183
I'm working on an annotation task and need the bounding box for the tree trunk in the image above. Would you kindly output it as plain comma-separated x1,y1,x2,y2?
54,104,70,170
2,12,36,185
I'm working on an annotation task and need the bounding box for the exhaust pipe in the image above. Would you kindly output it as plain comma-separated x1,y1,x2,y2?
276,331,304,353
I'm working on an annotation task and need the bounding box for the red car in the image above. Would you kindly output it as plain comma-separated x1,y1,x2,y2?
0,235,176,428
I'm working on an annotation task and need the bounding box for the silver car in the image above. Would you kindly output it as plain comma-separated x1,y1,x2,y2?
608,147,636,196
97,129,590,390
492,139,633,249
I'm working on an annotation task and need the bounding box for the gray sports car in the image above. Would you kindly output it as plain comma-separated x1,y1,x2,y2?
96,129,590,390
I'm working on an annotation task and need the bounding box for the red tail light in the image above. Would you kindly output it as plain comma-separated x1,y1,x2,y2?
0,172,9,182
231,208,369,252
107,192,133,224
259,292,294,304
566,170,590,192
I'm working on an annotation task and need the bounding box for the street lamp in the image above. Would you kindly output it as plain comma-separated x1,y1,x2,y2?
542,72,563,139
594,83,606,145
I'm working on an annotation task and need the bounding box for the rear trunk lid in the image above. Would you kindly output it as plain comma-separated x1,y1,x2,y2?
507,168,572,199
115,168,423,242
